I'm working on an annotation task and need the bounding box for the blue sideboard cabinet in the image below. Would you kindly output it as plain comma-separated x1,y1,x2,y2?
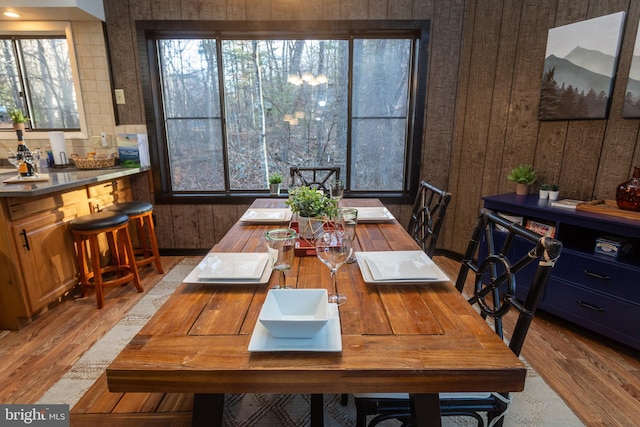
483,193,640,351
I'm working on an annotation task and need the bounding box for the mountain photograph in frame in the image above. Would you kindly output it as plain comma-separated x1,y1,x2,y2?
623,23,640,118
538,12,626,121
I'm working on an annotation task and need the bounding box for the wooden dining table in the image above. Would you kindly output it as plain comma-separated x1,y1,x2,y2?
106,198,526,427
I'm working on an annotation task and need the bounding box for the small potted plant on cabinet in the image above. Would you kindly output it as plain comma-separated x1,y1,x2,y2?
9,109,29,132
507,164,537,195
548,184,560,201
268,172,283,196
539,183,551,199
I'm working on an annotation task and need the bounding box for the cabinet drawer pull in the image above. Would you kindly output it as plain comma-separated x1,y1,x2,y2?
582,270,611,280
577,300,605,312
20,229,30,251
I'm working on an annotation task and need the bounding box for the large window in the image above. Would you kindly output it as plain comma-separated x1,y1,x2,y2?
0,32,80,131
142,21,429,200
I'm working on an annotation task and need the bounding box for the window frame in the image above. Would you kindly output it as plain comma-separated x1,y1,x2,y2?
0,21,88,141
137,20,429,204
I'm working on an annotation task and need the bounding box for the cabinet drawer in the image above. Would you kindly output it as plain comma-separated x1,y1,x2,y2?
552,250,640,303
544,278,639,347
6,188,89,221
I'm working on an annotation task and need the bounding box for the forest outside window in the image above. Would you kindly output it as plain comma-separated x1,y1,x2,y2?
0,23,81,132
143,21,428,199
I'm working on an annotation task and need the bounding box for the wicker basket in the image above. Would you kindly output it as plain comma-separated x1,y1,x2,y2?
71,155,117,169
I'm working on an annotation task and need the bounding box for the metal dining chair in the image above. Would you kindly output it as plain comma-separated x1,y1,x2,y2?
289,167,340,192
353,209,563,427
407,180,452,257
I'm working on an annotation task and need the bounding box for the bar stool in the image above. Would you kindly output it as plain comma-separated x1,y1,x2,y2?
105,201,164,274
69,211,143,309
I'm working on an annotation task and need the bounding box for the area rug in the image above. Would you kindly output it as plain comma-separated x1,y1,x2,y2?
38,258,584,426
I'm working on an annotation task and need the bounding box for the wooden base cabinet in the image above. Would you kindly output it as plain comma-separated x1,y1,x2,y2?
0,177,133,329
483,194,640,351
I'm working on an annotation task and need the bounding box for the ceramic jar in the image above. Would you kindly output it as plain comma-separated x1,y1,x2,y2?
616,166,640,211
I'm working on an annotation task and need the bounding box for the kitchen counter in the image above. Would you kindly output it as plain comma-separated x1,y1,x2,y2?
0,166,150,197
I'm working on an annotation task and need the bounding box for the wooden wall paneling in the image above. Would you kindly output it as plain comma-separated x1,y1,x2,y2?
453,0,504,248
388,0,412,19
153,204,175,249
533,121,567,186
447,0,477,253
180,0,201,19
498,0,556,195
594,1,640,200
294,0,323,20
560,122,606,200
246,0,273,20
480,1,521,197
150,0,179,19
171,205,201,248
213,204,245,245
104,0,141,125
368,0,388,19
420,0,455,183
196,205,216,249
226,0,247,20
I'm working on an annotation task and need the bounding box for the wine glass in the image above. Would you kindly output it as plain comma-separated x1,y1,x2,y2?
337,208,358,263
329,180,344,201
316,230,352,306
265,228,297,289
7,149,22,179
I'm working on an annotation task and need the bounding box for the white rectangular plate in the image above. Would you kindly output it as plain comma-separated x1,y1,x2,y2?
183,253,272,284
350,207,394,223
248,303,341,352
357,251,450,284
240,208,293,223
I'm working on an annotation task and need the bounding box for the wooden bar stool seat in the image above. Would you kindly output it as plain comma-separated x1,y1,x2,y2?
105,201,164,274
70,211,143,309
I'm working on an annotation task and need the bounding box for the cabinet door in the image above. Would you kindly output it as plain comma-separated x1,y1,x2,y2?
12,214,77,313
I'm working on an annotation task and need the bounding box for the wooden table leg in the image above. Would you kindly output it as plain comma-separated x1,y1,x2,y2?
192,393,224,427
310,393,324,427
410,393,442,427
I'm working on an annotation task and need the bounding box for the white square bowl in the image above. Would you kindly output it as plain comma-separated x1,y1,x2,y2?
258,289,329,338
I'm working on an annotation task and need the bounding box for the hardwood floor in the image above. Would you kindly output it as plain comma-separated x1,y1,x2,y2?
0,255,638,426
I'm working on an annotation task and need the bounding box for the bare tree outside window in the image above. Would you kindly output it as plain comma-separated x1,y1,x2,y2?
154,35,416,193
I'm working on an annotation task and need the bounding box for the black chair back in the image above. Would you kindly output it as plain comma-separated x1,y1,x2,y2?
289,167,340,192
407,180,452,257
455,209,563,356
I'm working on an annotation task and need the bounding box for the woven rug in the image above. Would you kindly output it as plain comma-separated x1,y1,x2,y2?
38,258,584,426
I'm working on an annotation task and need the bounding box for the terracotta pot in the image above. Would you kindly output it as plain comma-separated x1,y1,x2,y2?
12,123,26,133
515,183,530,196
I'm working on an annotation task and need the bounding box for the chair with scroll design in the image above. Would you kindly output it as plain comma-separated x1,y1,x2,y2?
353,208,563,427
407,180,452,257
289,167,340,192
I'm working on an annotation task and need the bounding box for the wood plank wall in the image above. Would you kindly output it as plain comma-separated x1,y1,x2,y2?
104,0,640,254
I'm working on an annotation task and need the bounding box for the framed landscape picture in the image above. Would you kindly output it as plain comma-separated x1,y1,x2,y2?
538,12,626,120
623,23,640,117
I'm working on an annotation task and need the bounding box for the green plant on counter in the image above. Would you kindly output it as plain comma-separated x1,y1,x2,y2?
540,183,551,191
285,185,337,218
268,172,283,185
549,183,559,191
507,164,537,185
9,109,29,124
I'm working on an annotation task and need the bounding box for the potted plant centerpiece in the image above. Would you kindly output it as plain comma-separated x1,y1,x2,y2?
507,164,537,195
9,109,29,132
285,185,338,239
548,184,560,201
268,172,283,196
